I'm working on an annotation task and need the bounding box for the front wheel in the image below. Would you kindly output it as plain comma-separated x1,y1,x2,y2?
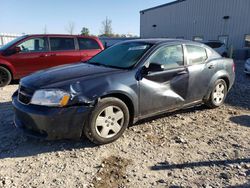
83,97,130,145
205,79,228,108
0,66,12,87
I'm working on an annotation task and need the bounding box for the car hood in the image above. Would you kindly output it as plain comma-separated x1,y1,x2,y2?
21,63,123,89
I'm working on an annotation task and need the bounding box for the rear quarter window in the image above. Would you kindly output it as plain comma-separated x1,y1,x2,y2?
78,38,101,50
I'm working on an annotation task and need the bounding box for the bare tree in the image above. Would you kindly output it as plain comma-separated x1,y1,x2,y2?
100,17,113,37
65,21,75,35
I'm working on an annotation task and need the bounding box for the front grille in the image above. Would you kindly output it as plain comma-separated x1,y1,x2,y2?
18,85,34,104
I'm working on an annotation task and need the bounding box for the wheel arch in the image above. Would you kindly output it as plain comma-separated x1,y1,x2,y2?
204,71,230,101
0,64,13,78
100,92,136,125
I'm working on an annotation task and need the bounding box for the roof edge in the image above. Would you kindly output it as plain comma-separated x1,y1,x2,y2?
140,0,186,13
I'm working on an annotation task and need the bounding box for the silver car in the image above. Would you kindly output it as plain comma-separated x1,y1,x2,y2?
245,58,250,74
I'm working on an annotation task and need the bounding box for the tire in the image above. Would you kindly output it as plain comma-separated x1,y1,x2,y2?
83,97,130,145
0,66,12,87
205,79,228,109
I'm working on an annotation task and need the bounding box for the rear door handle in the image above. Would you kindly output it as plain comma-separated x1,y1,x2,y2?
50,54,57,57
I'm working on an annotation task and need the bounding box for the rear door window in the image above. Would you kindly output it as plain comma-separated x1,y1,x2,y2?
50,37,75,51
78,38,101,50
186,45,207,65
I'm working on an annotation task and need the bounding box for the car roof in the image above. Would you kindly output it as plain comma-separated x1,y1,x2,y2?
24,34,99,39
120,38,205,46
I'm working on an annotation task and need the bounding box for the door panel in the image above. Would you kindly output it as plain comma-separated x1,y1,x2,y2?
139,44,189,117
5,37,49,78
139,67,189,116
48,37,80,66
184,45,216,102
186,61,216,102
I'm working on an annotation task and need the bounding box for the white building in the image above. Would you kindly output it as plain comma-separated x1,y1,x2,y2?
140,0,250,53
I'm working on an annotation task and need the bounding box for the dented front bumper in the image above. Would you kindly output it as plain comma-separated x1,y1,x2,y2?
12,94,92,140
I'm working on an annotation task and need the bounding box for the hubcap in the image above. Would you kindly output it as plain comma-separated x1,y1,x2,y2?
0,70,8,86
95,106,124,139
212,83,225,105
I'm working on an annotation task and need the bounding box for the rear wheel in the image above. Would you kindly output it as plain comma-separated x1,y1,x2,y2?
83,97,130,145
0,66,12,87
205,79,227,108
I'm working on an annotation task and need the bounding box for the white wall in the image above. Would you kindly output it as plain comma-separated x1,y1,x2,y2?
140,0,250,49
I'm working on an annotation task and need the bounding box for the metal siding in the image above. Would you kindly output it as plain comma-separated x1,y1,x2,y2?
140,0,250,49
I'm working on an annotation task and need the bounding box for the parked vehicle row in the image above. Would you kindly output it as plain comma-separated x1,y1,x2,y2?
0,34,104,87
203,40,228,57
12,39,235,144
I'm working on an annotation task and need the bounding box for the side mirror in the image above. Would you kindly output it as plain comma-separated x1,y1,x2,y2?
2,46,21,56
147,63,164,72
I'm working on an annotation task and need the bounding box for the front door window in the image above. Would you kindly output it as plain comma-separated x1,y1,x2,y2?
17,37,47,52
148,45,184,69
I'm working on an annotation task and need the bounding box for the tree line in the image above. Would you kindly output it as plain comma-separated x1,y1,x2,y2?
44,17,138,38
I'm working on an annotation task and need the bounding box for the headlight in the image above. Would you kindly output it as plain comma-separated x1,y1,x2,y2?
30,89,70,107
246,59,250,65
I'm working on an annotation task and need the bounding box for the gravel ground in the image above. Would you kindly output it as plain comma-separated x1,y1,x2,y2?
0,61,249,188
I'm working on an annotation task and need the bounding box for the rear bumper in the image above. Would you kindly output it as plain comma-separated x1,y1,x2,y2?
12,94,92,140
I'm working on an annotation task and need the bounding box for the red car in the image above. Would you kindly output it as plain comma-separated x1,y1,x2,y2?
0,34,104,87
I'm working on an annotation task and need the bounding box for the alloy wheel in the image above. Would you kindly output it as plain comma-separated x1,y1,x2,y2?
212,83,225,105
95,106,124,139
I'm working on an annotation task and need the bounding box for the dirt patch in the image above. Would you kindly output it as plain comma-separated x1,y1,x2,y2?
92,156,132,188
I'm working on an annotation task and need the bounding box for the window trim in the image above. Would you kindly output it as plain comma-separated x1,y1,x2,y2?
184,44,208,66
244,34,250,48
16,36,49,53
146,44,185,71
48,36,77,52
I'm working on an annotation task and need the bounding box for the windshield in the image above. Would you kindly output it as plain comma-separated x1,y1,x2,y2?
87,42,152,69
0,35,27,51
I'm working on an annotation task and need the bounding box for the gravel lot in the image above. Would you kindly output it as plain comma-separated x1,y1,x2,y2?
0,61,249,188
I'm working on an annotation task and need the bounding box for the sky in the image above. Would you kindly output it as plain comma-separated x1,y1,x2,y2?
0,0,172,36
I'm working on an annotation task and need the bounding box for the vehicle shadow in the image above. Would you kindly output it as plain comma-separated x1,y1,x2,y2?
150,158,250,171
0,101,96,159
230,115,250,128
